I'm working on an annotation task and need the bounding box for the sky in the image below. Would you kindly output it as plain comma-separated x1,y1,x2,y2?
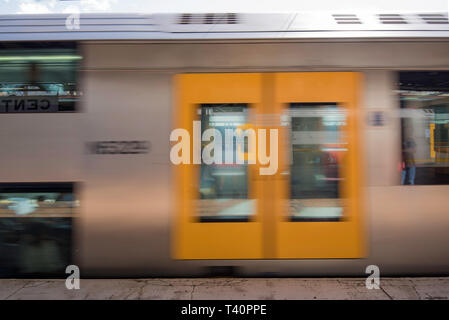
0,0,448,14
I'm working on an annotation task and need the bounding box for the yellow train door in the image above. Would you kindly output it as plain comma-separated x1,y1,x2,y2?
173,73,265,259
273,72,365,258
173,72,365,259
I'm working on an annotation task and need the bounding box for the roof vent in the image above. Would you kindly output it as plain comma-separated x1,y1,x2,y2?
332,14,361,24
179,13,238,25
419,13,449,24
379,14,407,24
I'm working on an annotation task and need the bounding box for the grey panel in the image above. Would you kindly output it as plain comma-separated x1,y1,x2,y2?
2,40,449,276
73,41,449,276
0,114,83,181
77,70,174,273
0,12,449,41
82,42,449,70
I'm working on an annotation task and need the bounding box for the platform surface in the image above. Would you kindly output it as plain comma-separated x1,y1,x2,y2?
1,278,448,300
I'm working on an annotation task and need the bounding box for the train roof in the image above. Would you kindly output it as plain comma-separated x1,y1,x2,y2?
1,12,449,42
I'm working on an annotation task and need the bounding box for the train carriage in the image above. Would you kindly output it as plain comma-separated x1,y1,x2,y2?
0,12,449,277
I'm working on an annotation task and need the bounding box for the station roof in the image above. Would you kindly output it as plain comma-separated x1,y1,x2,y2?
1,12,449,41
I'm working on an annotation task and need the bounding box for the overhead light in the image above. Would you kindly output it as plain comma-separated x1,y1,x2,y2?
0,55,82,62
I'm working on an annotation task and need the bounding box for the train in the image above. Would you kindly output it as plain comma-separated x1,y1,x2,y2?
0,12,449,277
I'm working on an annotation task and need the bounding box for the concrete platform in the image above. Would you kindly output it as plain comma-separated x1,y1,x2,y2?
1,278,448,300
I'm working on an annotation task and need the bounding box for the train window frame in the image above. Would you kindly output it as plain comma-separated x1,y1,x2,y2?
0,42,82,114
287,102,348,223
196,103,256,223
398,71,449,186
0,182,78,277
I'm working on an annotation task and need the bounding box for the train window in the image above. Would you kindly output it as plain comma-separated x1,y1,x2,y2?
0,42,81,113
287,103,346,221
0,183,78,277
398,71,449,185
196,104,255,222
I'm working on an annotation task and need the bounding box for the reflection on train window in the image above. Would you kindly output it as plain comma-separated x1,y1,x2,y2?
288,103,346,221
0,42,81,113
0,183,77,277
197,104,255,222
399,71,449,185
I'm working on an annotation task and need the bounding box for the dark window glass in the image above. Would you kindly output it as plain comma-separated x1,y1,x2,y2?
0,183,77,277
398,71,449,185
197,104,255,222
287,103,346,221
0,42,81,113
